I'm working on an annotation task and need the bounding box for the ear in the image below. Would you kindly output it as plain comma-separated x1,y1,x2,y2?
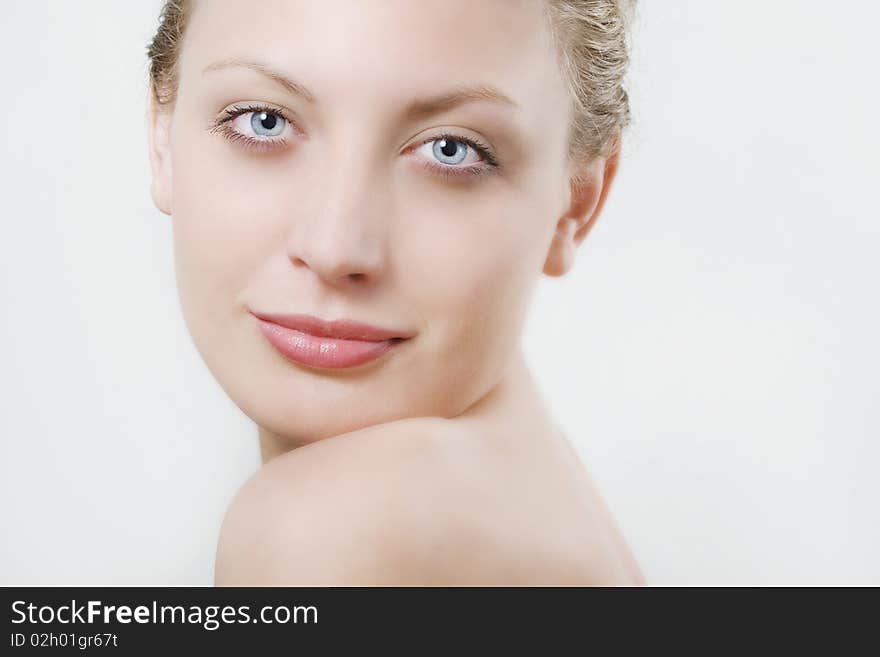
147,96,173,216
542,140,621,277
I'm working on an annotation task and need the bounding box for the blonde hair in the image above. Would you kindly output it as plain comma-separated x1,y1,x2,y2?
543,0,634,177
147,0,634,174
147,0,191,108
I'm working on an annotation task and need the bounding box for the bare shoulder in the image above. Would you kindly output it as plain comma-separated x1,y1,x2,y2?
215,417,642,585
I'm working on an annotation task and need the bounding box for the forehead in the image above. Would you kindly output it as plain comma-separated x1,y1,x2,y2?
179,0,569,123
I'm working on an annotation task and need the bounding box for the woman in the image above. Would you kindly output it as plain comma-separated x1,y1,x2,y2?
146,0,644,585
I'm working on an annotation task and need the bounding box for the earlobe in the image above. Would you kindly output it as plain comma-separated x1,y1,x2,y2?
542,217,577,277
147,99,173,216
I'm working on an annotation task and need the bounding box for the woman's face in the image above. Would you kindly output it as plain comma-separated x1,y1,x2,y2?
149,0,582,445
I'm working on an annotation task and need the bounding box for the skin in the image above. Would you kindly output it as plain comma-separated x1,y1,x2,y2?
147,0,644,585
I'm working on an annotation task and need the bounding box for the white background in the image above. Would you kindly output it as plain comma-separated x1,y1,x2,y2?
2,1,878,585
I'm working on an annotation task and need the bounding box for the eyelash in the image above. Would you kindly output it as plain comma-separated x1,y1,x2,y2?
208,104,293,154
208,103,501,181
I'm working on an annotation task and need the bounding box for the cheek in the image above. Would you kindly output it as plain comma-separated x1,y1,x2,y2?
400,191,545,354
169,131,290,318
398,199,543,416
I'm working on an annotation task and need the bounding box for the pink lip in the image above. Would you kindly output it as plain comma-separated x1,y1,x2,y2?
250,311,413,369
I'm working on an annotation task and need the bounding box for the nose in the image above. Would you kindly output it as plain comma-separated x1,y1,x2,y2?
286,152,389,286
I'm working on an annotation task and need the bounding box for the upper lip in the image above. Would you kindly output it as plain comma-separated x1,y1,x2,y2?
250,310,414,342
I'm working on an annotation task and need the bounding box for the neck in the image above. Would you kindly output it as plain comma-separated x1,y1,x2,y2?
453,348,559,436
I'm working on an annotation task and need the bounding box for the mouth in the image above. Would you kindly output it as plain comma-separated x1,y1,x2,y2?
249,310,413,370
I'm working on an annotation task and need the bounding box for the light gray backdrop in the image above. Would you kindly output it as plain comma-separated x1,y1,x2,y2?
2,1,878,584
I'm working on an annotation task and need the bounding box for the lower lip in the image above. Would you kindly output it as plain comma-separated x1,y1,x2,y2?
254,317,405,369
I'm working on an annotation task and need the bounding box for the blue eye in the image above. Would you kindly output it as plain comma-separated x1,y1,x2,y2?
210,105,501,180
433,138,469,166
250,110,286,137
411,133,500,180
209,104,295,153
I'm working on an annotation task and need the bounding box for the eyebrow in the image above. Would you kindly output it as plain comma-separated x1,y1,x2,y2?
203,58,316,102
202,58,519,117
